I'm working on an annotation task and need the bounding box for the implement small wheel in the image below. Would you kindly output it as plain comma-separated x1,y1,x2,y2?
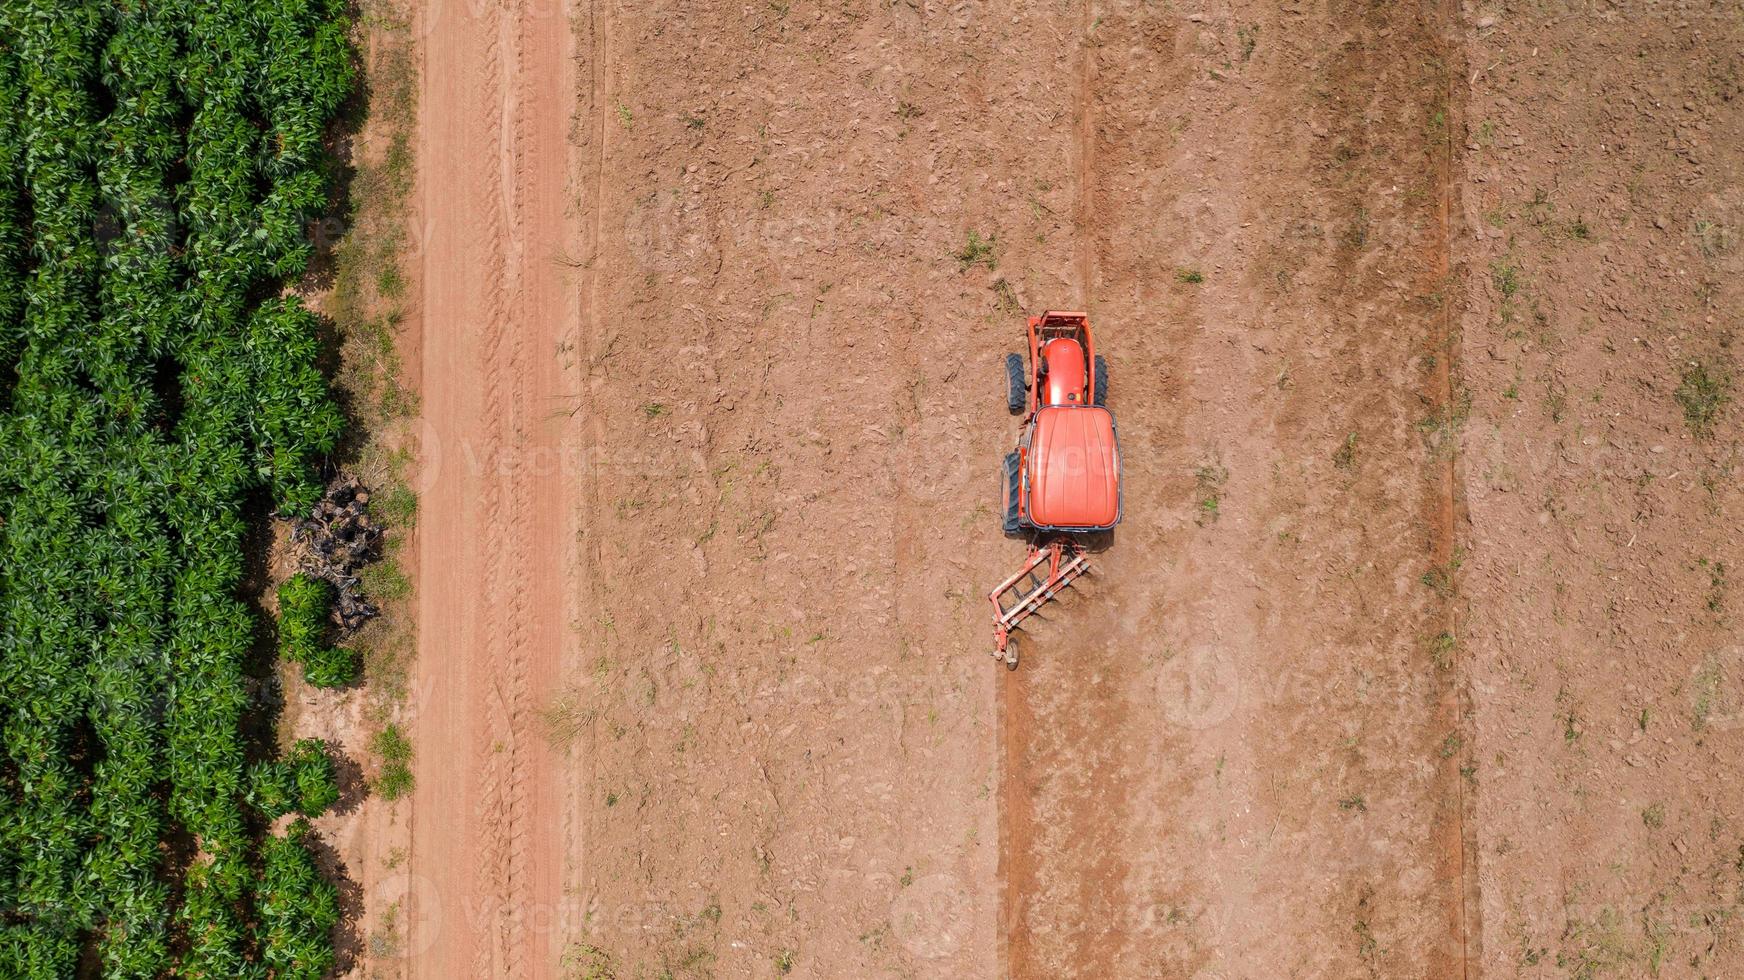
1093,355,1109,407
999,635,1019,670
1006,353,1027,415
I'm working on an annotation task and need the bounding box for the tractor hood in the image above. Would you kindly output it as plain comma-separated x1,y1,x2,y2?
1027,406,1121,530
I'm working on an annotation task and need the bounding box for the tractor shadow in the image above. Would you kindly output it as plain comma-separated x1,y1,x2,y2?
1005,529,1117,554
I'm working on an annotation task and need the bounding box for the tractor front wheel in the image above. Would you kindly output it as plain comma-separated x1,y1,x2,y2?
1093,355,1109,406
1006,353,1027,414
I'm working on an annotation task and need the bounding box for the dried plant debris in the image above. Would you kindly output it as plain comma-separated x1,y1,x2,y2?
289,475,386,636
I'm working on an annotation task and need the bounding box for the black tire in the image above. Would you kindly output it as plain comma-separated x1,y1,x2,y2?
1001,451,1022,534
1093,354,1109,406
1006,353,1027,415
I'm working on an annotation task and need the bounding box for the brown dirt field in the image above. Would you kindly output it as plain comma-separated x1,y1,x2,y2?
1002,0,1476,972
368,0,1744,977
1458,3,1744,975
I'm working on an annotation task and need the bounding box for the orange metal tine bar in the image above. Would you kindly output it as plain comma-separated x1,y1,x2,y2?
996,553,1090,630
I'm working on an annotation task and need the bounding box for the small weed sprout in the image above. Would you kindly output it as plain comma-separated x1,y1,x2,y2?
1332,432,1358,471
954,231,998,271
372,723,415,801
1193,463,1228,526
1675,360,1731,439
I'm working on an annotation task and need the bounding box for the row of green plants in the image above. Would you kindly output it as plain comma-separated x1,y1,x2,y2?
0,0,356,975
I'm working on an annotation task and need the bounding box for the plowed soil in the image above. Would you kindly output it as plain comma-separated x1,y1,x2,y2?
380,0,1744,977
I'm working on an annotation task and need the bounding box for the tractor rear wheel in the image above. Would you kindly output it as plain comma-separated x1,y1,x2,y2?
1002,451,1022,534
1006,353,1026,414
1093,355,1109,406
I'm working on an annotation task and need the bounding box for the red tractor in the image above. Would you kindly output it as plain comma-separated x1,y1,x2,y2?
987,311,1121,668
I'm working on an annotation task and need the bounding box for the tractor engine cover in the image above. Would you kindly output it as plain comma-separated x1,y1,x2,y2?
1040,337,1088,406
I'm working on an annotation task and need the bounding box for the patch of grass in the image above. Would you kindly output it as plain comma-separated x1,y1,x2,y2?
1525,187,1554,226
1345,207,1370,249
1674,360,1731,439
561,941,617,980
1332,432,1358,471
1561,708,1583,745
1355,916,1379,961
1429,631,1456,671
1439,732,1463,759
1546,379,1568,424
368,900,403,959
1566,217,1592,240
324,0,425,741
1416,387,1472,458
1175,267,1205,284
641,402,669,420
954,230,997,271
614,102,633,129
361,556,411,602
960,502,990,531
1420,562,1457,599
1691,653,1723,731
991,277,1020,312
540,688,592,748
1557,907,1633,977
1642,802,1666,829
373,482,418,527
1424,105,1447,145
1699,558,1727,613
372,723,415,801
774,948,796,975
1237,24,1259,61
1491,261,1522,298
1193,463,1228,526
1338,795,1367,812
1693,217,1734,259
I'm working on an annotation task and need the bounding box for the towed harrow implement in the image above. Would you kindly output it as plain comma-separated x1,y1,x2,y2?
987,540,1091,668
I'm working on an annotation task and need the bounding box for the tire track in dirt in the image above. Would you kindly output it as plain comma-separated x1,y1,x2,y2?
569,0,609,948
1426,0,1475,971
471,9,518,975
411,0,576,976
1071,0,1097,306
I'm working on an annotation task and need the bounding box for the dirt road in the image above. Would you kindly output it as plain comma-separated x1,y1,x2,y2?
408,0,578,976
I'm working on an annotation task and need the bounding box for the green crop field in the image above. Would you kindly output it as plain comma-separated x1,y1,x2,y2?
0,0,353,975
